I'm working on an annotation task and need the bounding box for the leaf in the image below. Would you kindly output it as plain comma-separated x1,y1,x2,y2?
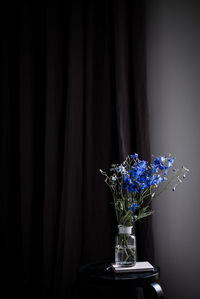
134,207,154,222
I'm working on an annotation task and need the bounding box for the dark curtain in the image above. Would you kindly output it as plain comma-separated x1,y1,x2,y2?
0,1,153,299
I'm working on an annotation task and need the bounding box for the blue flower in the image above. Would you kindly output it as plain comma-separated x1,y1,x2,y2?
129,160,148,179
153,155,176,176
123,175,133,191
153,156,166,170
130,154,138,159
123,154,173,194
152,175,165,185
151,163,158,173
123,174,140,193
164,157,176,175
168,157,176,167
130,202,140,212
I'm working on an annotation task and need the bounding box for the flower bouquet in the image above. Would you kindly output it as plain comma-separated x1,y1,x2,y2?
100,153,189,266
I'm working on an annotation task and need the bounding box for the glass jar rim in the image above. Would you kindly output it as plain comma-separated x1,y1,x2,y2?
118,225,133,228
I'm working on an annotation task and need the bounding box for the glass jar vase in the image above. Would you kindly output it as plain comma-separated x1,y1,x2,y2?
115,225,136,266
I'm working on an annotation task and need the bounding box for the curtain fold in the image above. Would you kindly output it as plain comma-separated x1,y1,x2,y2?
0,1,153,299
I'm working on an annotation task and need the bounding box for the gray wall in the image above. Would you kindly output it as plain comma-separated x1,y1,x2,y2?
146,1,200,299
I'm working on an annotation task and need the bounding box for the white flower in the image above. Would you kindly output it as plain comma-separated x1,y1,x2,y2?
111,175,117,182
118,165,127,174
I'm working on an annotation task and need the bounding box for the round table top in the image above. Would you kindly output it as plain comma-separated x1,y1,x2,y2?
79,262,160,286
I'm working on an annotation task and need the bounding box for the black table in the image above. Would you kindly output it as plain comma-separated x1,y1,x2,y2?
79,262,164,299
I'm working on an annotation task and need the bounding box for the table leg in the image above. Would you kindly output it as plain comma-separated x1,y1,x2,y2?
143,282,164,299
